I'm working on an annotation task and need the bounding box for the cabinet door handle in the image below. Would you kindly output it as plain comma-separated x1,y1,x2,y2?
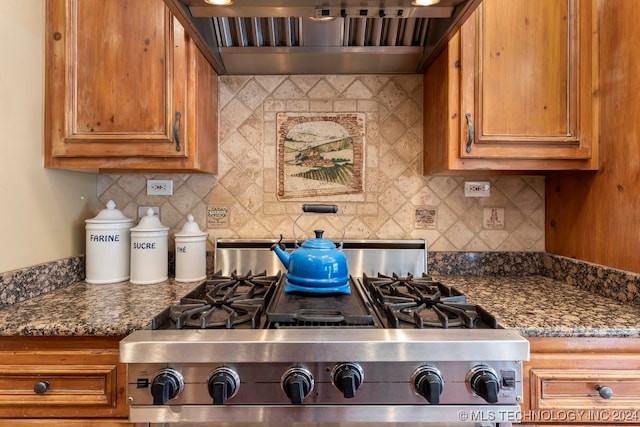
465,113,474,153
596,384,613,399
173,111,182,152
33,381,49,395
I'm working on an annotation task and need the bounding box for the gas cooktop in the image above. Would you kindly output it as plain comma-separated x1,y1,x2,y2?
120,239,529,427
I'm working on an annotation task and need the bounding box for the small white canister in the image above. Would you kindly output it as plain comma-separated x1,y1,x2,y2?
85,200,134,284
130,208,169,284
174,214,207,282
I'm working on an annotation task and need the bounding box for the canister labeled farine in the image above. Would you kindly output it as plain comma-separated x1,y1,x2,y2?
130,208,169,284
85,200,134,284
174,214,207,282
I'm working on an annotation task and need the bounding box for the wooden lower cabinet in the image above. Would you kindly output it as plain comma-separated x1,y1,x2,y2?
0,336,131,425
522,337,640,425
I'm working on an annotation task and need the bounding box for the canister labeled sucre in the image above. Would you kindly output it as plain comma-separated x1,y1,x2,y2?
130,208,169,284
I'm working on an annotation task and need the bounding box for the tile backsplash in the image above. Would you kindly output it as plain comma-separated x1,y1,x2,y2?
97,75,544,251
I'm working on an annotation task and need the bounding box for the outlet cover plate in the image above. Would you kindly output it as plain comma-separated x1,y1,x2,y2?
464,181,491,197
147,179,173,196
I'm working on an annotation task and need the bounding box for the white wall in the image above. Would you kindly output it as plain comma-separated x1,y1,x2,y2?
0,0,97,272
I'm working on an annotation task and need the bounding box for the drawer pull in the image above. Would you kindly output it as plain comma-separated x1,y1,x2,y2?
596,384,613,399
33,381,49,395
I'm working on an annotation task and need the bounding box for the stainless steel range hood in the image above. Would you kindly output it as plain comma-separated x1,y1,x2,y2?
163,0,480,75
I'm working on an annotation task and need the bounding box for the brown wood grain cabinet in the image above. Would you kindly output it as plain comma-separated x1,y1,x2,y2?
45,0,218,173
0,336,131,425
423,0,598,174
521,337,640,426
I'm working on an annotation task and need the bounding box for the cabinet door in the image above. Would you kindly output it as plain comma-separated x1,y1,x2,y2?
47,0,186,159
459,0,596,163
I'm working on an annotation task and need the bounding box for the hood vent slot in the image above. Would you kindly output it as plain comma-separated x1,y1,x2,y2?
215,17,429,49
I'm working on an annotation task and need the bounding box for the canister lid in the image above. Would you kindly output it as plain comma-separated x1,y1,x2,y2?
85,200,133,224
131,208,169,231
175,214,206,237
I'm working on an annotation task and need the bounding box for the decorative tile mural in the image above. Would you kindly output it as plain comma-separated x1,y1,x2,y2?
97,75,545,252
276,112,364,199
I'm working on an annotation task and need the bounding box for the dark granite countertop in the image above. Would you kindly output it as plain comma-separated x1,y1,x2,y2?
436,275,640,338
1,275,639,337
0,280,199,336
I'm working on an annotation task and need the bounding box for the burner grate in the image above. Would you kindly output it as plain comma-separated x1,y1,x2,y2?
150,271,280,329
363,273,499,329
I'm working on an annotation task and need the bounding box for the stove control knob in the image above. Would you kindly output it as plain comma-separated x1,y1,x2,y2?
281,367,314,405
331,362,364,399
150,368,184,405
207,367,240,405
467,365,500,404
411,366,444,404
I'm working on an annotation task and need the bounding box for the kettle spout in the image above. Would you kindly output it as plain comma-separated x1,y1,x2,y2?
270,236,290,269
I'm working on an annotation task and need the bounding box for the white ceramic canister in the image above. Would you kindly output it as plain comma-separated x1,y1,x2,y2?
85,200,134,284
129,208,169,284
174,214,207,282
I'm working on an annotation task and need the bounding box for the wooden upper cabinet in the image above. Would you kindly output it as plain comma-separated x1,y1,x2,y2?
423,0,598,174
45,0,218,173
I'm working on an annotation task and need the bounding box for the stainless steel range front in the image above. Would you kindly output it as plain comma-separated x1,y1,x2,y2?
120,238,529,427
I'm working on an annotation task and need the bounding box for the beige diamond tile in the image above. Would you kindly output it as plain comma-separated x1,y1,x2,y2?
325,75,357,92
360,75,390,94
375,219,404,239
236,183,263,214
221,132,254,163
378,115,406,143
479,229,510,250
290,75,322,93
272,80,305,99
220,76,252,93
512,219,544,249
446,221,474,249
495,176,526,199
185,174,217,198
394,75,422,94
96,175,115,198
394,98,422,127
237,115,263,148
345,217,373,239
511,185,543,215
393,131,421,164
343,80,374,99
426,177,458,199
379,150,407,181
116,175,146,198
169,185,200,215
378,81,406,110
410,186,440,207
434,203,458,233
379,184,407,215
218,84,235,109
308,80,339,99
219,167,252,196
254,75,287,93
464,237,492,251
237,79,269,111
220,99,253,129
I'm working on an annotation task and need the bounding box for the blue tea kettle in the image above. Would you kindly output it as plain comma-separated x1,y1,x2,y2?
270,204,350,295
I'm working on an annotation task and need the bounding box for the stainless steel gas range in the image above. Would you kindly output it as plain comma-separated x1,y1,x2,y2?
120,239,529,427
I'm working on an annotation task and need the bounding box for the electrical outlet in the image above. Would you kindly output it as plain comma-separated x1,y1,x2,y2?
138,206,160,222
464,181,491,197
146,179,173,196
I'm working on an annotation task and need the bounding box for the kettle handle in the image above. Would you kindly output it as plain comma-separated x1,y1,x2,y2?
293,205,345,249
302,204,338,214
